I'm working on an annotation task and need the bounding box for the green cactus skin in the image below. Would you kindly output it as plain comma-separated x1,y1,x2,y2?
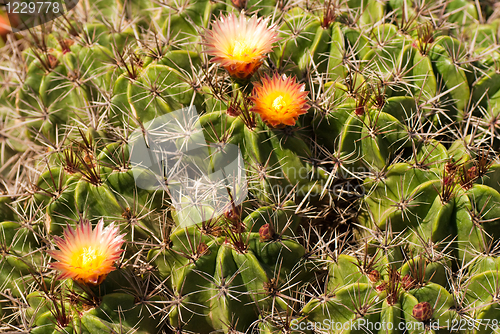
148,224,307,333
26,288,162,334
35,142,165,239
0,221,43,321
0,196,15,222
358,139,500,264
302,254,459,334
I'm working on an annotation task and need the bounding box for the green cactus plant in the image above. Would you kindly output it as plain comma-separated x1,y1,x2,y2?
34,138,165,239
148,222,308,333
1,0,500,333
25,271,163,334
358,140,500,264
301,248,458,334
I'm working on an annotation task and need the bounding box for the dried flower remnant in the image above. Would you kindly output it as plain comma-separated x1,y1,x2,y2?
401,274,417,290
375,282,387,292
250,74,309,127
259,223,275,241
203,14,278,80
49,219,125,285
368,269,380,283
231,0,247,10
413,302,433,322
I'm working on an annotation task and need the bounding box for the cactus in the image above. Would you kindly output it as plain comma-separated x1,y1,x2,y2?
462,264,500,334
358,141,500,264
0,221,42,309
1,0,500,333
34,138,165,238
25,276,163,334
301,248,458,334
148,223,308,333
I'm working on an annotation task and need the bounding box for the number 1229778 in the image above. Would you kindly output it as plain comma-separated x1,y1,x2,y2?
4,1,61,14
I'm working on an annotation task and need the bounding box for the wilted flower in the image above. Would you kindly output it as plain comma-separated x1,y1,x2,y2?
412,302,433,322
250,74,309,127
367,269,380,283
203,14,278,80
49,219,125,285
259,223,275,242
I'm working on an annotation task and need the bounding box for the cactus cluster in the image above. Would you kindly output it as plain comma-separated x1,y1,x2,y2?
1,0,500,333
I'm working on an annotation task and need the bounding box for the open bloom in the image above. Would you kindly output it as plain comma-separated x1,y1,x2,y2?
250,74,309,127
48,219,125,285
203,14,278,80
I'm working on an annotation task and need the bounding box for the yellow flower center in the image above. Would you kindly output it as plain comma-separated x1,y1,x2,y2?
229,39,258,62
82,247,98,266
232,40,248,57
71,246,104,269
272,95,287,111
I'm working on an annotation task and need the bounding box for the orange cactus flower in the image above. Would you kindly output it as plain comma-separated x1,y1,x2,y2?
0,13,11,37
250,74,309,127
203,14,278,80
48,219,125,285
